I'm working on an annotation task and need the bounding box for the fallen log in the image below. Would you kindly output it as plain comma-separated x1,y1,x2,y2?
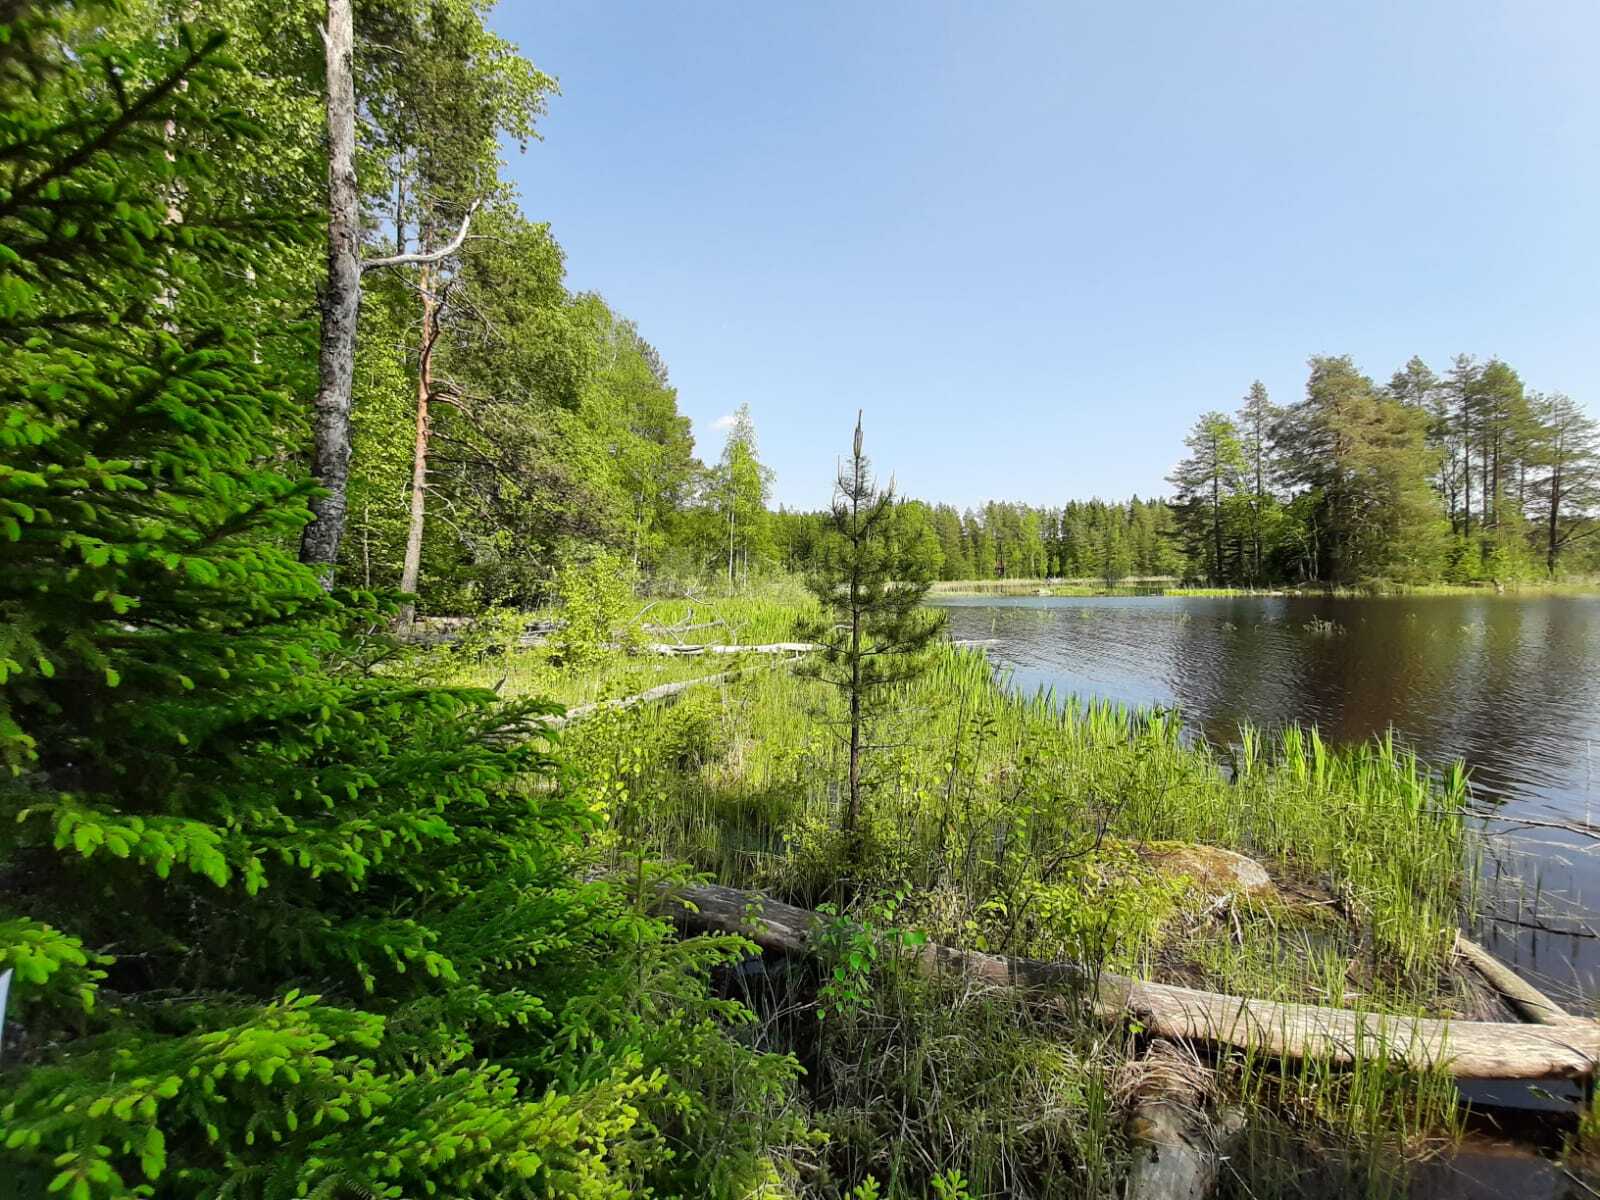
1454,933,1583,1026
644,641,819,655
657,882,1600,1081
1121,1039,1242,1200
550,669,747,728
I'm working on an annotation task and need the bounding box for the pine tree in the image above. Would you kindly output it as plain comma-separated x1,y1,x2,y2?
1527,393,1600,574
1168,411,1246,583
1236,381,1281,585
799,413,944,842
1276,356,1445,584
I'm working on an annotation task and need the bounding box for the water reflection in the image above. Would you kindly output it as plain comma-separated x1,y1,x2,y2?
935,594,1600,989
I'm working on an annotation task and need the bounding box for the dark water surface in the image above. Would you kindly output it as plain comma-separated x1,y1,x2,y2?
934,594,1600,994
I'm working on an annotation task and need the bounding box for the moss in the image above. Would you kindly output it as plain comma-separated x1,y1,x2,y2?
1136,841,1276,899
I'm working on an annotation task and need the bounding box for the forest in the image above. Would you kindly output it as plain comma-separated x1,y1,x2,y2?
4,4,1600,1200
771,363,1600,591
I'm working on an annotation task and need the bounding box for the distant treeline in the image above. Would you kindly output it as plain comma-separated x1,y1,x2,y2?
772,497,1183,584
770,356,1600,588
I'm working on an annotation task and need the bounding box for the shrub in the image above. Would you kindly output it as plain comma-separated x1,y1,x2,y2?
550,550,637,665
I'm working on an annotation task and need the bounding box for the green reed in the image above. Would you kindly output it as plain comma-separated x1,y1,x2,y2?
555,606,1483,1194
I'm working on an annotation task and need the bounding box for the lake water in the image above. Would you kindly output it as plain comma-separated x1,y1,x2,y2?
934,594,1600,996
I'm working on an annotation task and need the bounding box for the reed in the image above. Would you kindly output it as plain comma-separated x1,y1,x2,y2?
550,596,1484,1195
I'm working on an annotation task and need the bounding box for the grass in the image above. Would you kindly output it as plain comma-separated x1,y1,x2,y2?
416,634,749,707
460,581,1509,1196
598,643,1467,988
634,583,821,646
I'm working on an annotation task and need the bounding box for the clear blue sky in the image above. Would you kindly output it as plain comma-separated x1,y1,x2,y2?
489,1,1600,511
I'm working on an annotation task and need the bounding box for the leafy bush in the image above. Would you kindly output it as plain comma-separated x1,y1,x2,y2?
550,550,637,665
0,11,802,1197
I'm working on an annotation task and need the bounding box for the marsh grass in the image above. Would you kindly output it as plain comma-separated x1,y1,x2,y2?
532,590,1489,1196
636,580,822,645
422,638,755,707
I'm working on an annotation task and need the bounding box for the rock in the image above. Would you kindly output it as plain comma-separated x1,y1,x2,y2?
1139,842,1275,900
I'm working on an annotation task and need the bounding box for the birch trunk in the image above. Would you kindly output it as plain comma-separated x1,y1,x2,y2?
299,0,362,582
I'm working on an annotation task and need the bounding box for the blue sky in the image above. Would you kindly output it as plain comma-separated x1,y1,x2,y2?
490,1,1600,511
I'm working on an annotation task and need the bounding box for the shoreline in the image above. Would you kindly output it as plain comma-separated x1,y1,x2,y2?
926,577,1600,599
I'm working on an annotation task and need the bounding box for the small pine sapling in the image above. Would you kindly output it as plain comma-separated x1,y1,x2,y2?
798,412,945,845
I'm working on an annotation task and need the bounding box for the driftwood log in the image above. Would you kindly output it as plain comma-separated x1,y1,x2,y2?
549,670,749,728
1453,933,1583,1026
1120,1038,1243,1200
644,642,819,656
1125,1100,1243,1200
657,882,1600,1081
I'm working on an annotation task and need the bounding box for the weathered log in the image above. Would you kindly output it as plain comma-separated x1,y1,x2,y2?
643,642,819,656
549,670,747,728
1453,933,1583,1026
1126,1100,1244,1200
1122,1039,1241,1200
655,882,1600,1081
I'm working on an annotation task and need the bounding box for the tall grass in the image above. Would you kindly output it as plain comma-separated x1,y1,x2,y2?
555,602,1484,1196
577,641,1471,993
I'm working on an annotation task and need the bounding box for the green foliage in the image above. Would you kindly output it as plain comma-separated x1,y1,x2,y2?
812,889,930,1025
0,13,804,1198
1168,410,1248,584
710,403,775,586
798,415,945,837
550,549,637,665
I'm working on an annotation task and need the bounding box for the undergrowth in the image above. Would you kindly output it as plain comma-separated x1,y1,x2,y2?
524,614,1483,1196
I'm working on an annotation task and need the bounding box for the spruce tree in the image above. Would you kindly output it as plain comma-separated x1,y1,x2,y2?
0,13,799,1197
799,414,944,841
1168,412,1246,583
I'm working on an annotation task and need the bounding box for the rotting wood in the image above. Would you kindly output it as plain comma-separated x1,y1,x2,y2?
1126,1100,1244,1200
655,881,1600,1081
1454,932,1583,1026
1126,1100,1241,1200
1121,1039,1242,1200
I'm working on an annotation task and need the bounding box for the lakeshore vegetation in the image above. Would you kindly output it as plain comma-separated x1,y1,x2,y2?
2,4,1598,1200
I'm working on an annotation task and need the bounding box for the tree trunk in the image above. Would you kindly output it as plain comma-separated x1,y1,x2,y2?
299,0,362,583
1252,447,1265,585
1548,463,1562,575
1210,466,1222,585
846,529,863,835
397,257,436,625
1481,438,1491,532
1490,432,1501,528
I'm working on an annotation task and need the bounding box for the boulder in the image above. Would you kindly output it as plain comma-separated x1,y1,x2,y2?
1139,842,1275,900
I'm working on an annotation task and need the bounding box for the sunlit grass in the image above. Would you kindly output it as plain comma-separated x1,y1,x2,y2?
525,589,1490,1188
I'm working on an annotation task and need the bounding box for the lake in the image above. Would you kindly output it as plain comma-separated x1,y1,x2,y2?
934,593,1600,995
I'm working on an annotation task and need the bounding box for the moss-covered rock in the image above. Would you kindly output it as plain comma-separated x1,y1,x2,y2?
1138,841,1276,900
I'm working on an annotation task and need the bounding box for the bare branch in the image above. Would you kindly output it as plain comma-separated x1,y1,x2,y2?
362,200,481,272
